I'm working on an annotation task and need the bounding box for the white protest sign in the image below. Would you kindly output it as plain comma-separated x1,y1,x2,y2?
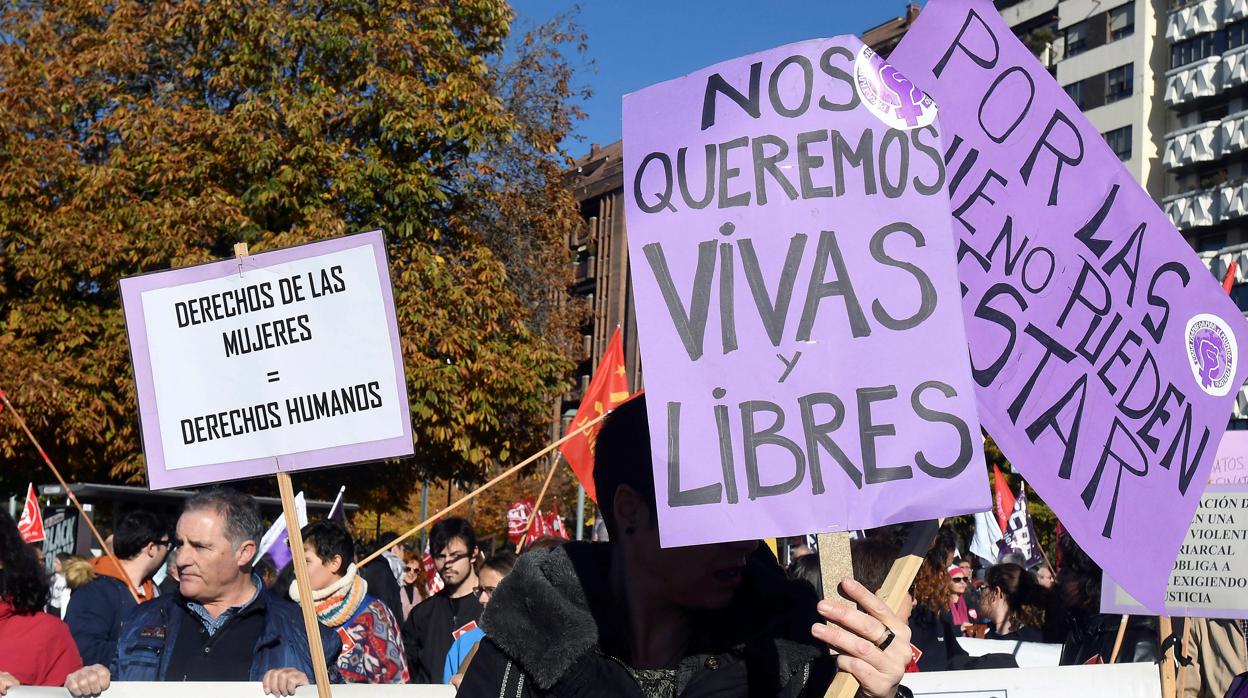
902,662,1161,698
957,637,1061,667
1102,482,1248,619
120,231,413,488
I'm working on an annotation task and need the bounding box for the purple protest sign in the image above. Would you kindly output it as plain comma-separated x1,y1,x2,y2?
1212,430,1248,484
120,230,413,489
890,0,1248,610
622,36,988,547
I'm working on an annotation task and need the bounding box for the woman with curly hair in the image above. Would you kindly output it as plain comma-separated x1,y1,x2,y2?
0,509,83,691
979,563,1046,642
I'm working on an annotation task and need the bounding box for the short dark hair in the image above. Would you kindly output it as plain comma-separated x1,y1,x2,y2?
429,518,476,558
593,395,656,539
0,509,50,614
184,487,264,566
851,536,902,593
301,520,355,576
481,551,516,577
112,510,169,559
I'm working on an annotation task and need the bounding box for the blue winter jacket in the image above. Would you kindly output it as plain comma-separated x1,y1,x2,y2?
109,586,341,681
64,577,138,667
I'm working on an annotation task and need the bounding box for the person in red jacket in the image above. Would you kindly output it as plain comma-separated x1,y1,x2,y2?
0,509,83,692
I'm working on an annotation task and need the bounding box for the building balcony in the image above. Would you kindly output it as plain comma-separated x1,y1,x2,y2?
1217,180,1248,222
1167,0,1219,43
1228,0,1248,23
1220,110,1248,156
1223,44,1248,90
1163,189,1218,229
1199,244,1248,285
1163,121,1220,168
1166,57,1222,106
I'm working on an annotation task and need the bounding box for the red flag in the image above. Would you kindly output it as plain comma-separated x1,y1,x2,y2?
1224,260,1238,295
17,483,44,544
992,466,1016,533
560,327,631,502
422,541,444,596
506,499,536,544
545,502,569,541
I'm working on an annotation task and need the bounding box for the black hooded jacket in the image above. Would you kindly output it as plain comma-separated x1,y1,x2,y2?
456,542,845,698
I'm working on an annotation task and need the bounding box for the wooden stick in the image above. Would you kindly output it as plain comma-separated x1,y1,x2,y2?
278,472,332,698
817,532,855,610
826,520,942,698
0,390,142,603
1110,614,1131,663
360,410,611,567
1160,616,1177,698
1176,618,1191,698
516,456,562,553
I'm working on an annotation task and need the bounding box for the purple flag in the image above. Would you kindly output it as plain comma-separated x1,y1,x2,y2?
997,488,1043,568
623,36,988,547
890,0,1248,610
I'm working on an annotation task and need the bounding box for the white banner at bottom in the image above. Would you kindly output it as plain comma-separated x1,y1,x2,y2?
10,685,454,698
902,662,1161,698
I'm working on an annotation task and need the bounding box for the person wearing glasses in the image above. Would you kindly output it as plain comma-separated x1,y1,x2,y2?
399,555,428,623
443,551,514,686
64,510,170,666
400,518,484,683
946,563,975,636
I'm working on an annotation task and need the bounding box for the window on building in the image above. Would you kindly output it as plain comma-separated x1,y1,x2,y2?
1066,21,1088,57
1106,64,1134,102
1228,20,1248,49
1172,34,1216,68
1201,103,1230,122
1196,232,1227,252
1065,81,1085,109
1110,2,1135,41
1104,125,1132,160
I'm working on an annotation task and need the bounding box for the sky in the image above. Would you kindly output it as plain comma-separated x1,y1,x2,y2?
508,1,923,158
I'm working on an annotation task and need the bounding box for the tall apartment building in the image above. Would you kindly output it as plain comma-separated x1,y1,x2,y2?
1159,0,1248,422
996,0,1169,194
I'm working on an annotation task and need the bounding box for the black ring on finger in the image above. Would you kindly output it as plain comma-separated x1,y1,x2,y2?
876,626,896,651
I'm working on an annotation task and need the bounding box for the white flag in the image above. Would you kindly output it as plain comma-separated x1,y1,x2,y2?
970,509,1003,565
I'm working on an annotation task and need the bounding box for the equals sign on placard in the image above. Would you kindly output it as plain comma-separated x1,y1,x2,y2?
266,371,280,383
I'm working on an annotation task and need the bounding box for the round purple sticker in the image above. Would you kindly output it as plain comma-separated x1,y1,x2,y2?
853,45,937,130
1185,313,1237,397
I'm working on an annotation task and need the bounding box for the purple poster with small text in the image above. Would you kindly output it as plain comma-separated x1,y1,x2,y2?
891,0,1248,610
623,36,989,547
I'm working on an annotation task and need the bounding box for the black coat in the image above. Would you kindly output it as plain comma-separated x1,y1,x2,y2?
908,607,1017,672
457,542,846,698
1059,611,1159,665
358,560,404,631
401,586,484,684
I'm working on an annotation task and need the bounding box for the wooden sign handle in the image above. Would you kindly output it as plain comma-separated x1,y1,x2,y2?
278,472,333,698
825,520,941,698
1159,616,1177,698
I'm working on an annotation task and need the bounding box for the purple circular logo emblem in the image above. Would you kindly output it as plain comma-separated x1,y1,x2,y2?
853,45,937,130
1185,313,1237,397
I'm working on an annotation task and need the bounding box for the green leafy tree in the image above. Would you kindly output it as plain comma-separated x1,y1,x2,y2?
0,0,588,508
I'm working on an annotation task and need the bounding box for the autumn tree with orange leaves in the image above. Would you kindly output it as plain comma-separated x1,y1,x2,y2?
0,0,589,510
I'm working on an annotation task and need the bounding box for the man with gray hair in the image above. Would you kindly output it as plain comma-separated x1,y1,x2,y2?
64,487,339,696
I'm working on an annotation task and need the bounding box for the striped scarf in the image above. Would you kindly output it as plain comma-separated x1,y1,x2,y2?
290,563,369,628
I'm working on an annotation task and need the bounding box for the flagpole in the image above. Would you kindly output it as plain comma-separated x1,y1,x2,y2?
359,410,612,567
576,486,586,541
515,456,561,553
0,389,142,603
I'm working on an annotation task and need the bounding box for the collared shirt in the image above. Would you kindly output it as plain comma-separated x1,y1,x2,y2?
184,575,262,637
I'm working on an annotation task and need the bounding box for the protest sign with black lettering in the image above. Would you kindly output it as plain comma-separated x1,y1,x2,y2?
622,36,988,547
1101,482,1248,619
40,507,82,575
902,663,1160,698
120,231,412,489
889,0,1248,611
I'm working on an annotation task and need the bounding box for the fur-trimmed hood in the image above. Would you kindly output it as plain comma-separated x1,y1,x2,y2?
481,541,827,693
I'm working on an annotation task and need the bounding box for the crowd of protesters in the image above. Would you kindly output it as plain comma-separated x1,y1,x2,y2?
1,395,1247,696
